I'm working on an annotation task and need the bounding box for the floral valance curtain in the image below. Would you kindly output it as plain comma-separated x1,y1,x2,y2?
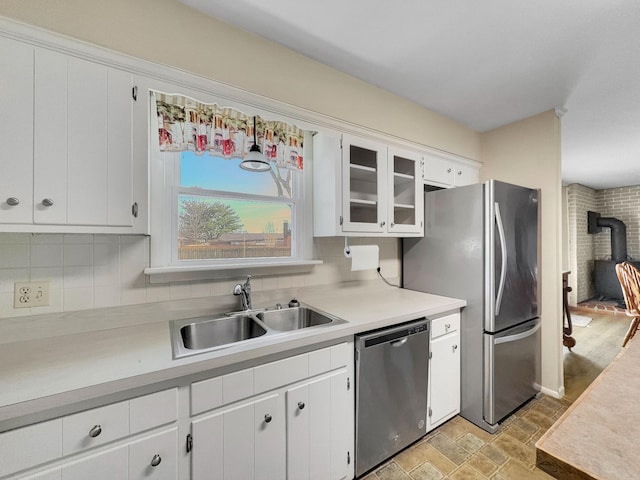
153,91,304,171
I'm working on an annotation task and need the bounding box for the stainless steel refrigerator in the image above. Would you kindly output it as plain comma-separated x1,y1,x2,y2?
403,180,541,433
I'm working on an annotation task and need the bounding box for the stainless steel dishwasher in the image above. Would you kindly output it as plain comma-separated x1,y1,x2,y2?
355,318,430,477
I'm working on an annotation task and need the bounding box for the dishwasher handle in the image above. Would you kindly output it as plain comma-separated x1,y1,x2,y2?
390,337,408,347
357,318,429,349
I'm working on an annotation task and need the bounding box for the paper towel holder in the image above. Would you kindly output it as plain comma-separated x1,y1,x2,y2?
344,237,351,257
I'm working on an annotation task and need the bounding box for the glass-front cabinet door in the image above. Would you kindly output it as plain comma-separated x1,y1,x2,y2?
341,134,387,233
387,147,423,234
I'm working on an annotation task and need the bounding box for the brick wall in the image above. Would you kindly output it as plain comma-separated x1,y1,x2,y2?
567,184,597,304
594,186,640,260
567,184,640,305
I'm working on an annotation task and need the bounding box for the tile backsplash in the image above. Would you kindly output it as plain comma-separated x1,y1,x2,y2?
0,234,401,318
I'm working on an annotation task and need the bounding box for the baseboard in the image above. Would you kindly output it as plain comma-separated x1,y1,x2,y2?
540,385,565,399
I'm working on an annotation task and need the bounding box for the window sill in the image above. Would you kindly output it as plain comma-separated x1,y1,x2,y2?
144,260,323,283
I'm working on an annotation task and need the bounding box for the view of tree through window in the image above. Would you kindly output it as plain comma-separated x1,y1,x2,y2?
177,152,295,261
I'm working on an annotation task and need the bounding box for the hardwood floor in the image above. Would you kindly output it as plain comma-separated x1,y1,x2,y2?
563,311,628,402
362,311,629,480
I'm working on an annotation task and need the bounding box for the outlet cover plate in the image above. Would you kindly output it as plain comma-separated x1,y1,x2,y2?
14,281,50,308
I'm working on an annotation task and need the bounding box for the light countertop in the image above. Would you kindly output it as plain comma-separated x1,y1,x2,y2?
536,336,640,479
0,280,465,426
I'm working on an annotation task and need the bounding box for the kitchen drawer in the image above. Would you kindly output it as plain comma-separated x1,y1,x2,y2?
129,428,178,480
222,368,254,405
0,418,62,477
254,352,309,394
191,375,223,415
191,367,254,415
330,341,349,369
61,443,129,480
309,342,349,376
130,388,178,434
309,346,332,376
431,313,460,339
191,343,349,415
62,400,129,455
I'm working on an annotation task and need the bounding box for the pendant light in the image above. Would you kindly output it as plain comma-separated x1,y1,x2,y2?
240,116,270,172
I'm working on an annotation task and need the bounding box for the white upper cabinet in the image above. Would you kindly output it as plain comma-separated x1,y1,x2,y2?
387,147,423,235
341,135,388,233
0,37,146,233
313,133,423,237
0,36,34,224
422,151,480,188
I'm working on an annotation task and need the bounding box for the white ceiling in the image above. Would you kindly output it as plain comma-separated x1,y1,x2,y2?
180,0,640,189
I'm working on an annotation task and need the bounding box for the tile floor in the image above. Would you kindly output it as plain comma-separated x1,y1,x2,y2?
361,311,628,480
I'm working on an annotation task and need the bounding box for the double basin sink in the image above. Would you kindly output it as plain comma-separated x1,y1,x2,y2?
170,305,347,358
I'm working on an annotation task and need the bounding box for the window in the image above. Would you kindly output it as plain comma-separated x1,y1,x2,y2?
148,90,314,274
176,153,297,262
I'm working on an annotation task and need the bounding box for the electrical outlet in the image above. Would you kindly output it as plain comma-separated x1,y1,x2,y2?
14,281,50,308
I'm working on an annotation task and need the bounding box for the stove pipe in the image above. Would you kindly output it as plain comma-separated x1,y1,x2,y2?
588,211,628,262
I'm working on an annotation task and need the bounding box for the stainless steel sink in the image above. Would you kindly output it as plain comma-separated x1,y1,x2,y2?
169,304,347,359
257,307,334,331
179,315,267,350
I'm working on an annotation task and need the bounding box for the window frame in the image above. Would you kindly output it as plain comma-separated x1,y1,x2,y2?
146,86,316,278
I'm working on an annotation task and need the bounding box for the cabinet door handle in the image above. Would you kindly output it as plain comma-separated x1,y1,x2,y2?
6,197,19,206
42,198,54,207
150,454,162,467
446,168,452,173
88,424,102,438
452,344,458,351
457,171,462,175
380,221,386,227
445,323,451,330
264,413,273,423
298,401,305,410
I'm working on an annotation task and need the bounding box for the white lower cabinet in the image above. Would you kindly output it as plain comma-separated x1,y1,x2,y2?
191,394,285,480
189,341,354,480
0,389,178,480
4,344,355,480
61,444,128,480
286,370,349,480
427,314,461,431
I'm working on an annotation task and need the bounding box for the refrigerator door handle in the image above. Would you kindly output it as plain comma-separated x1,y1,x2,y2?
495,202,508,316
495,321,541,345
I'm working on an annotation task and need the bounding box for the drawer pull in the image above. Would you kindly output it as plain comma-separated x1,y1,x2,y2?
88,424,102,438
298,401,305,410
42,198,54,207
264,414,273,423
6,197,19,206
150,454,162,467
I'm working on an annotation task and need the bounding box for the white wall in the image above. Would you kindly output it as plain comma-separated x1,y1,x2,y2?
480,110,564,398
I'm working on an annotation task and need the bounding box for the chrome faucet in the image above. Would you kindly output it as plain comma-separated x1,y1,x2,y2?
233,275,252,311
